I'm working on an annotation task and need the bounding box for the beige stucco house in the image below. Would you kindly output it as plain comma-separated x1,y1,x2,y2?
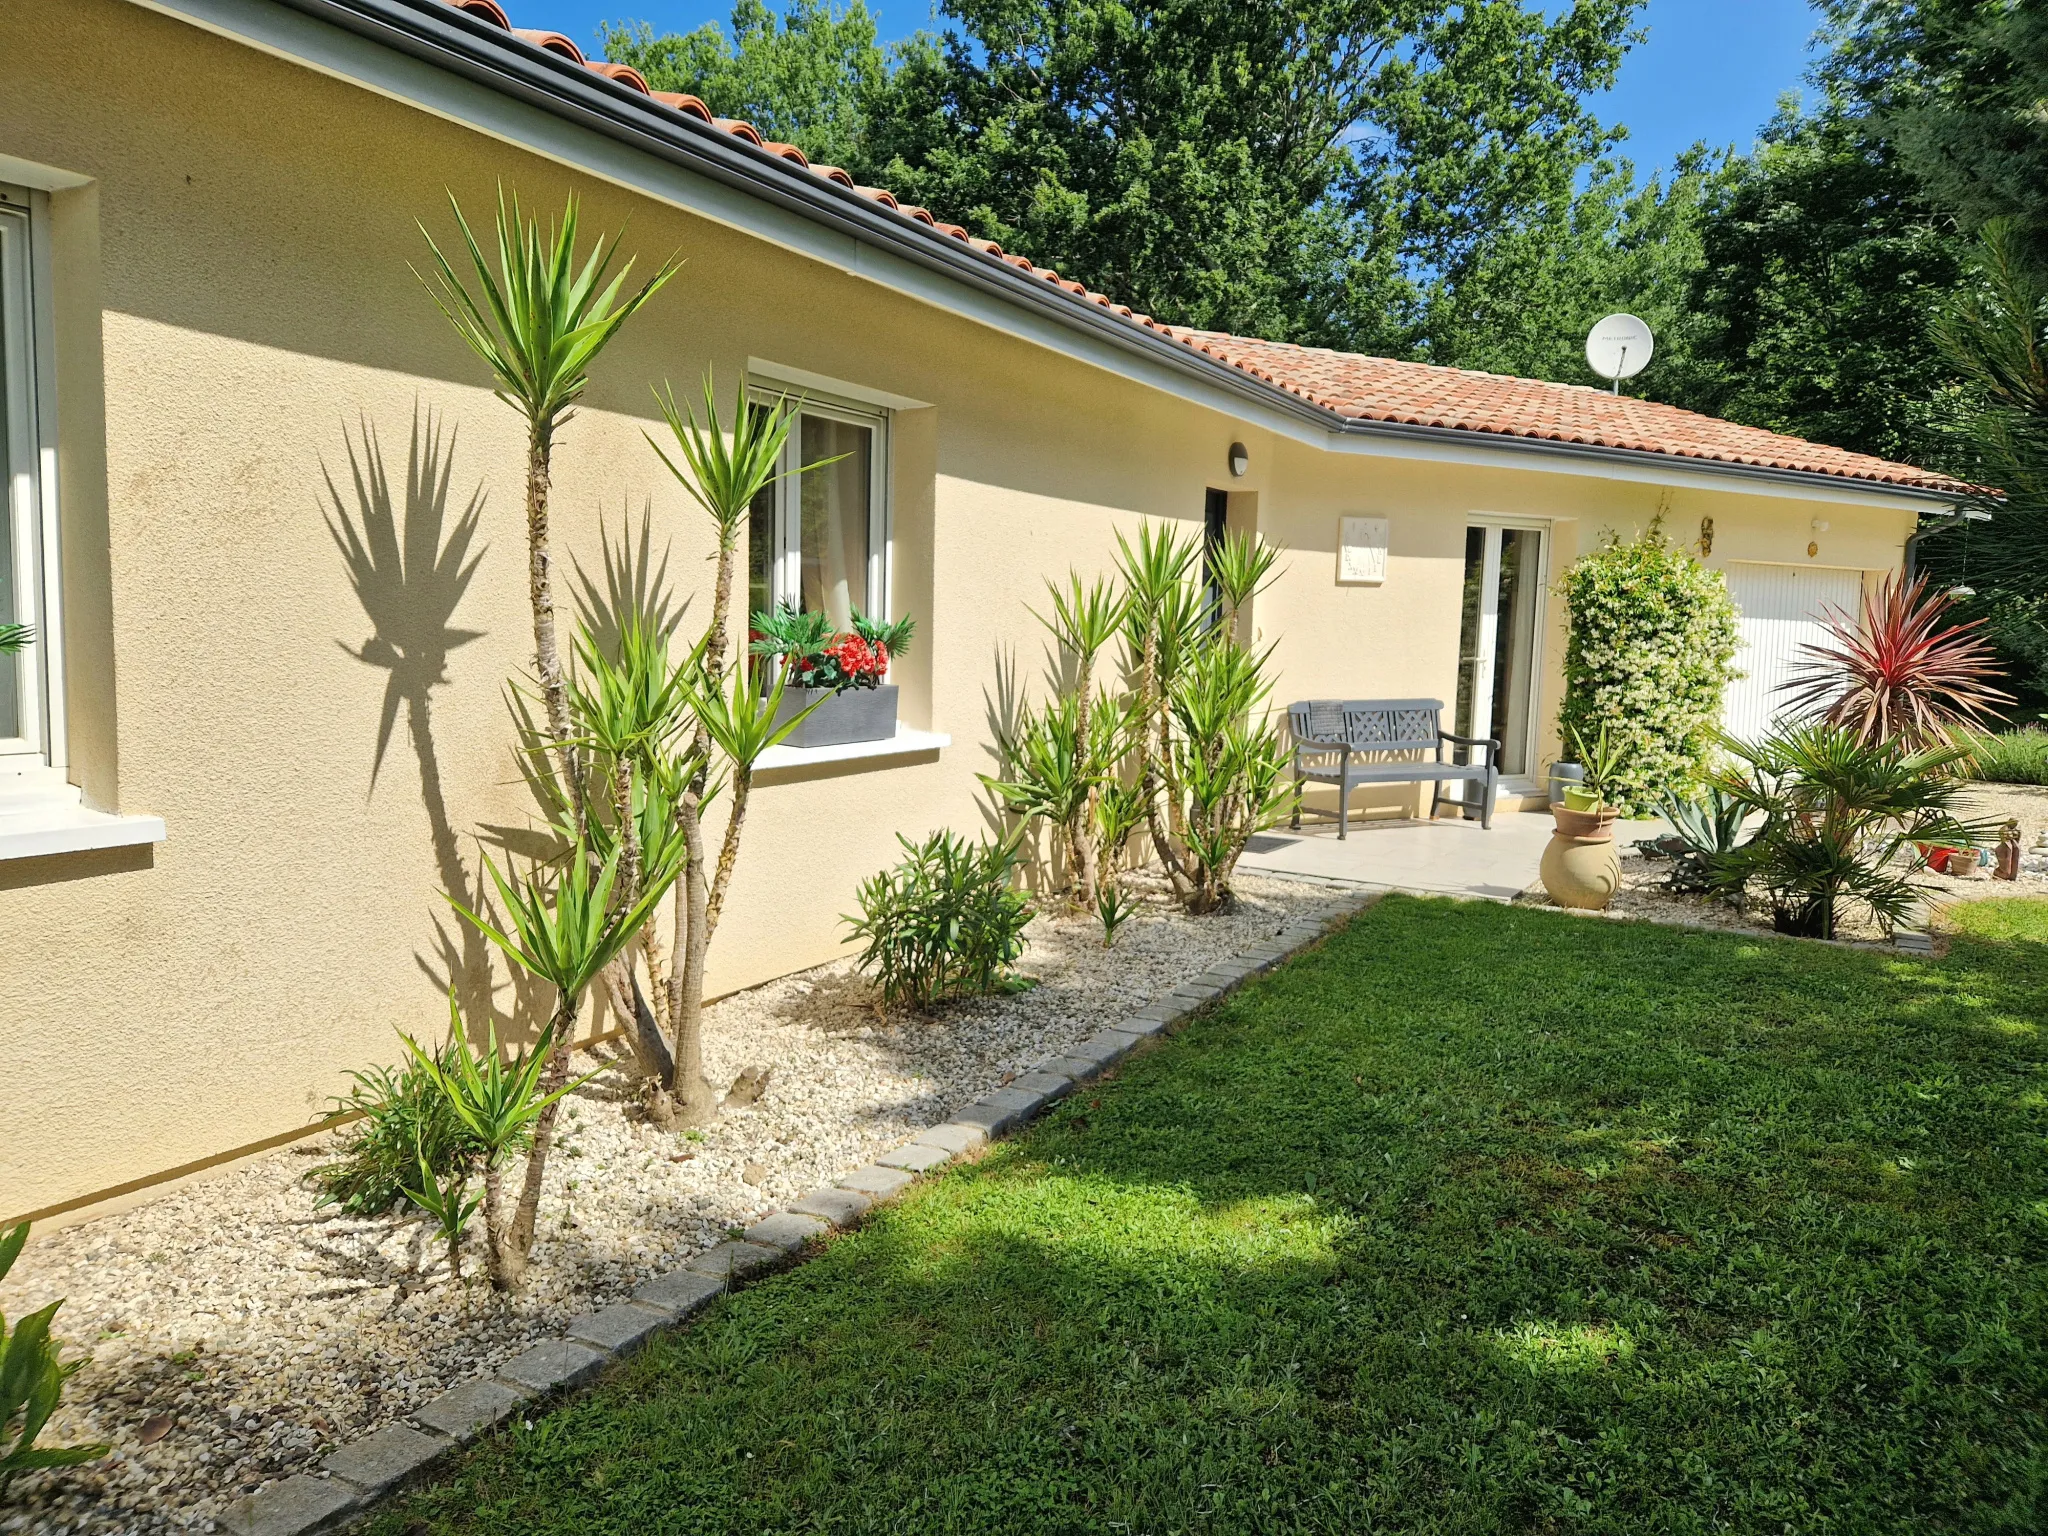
2,0,1966,1224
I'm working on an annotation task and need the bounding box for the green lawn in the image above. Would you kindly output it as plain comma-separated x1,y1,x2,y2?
373,896,2048,1535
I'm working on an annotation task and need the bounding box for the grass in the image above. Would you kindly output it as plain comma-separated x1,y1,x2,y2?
372,896,2048,1535
1964,727,2048,785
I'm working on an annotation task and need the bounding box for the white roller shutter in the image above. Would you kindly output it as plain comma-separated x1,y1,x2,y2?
1721,563,1868,744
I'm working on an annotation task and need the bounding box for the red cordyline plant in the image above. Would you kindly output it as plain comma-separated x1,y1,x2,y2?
1779,572,2012,750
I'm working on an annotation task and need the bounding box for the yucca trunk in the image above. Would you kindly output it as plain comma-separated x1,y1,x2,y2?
480,1161,513,1291
494,1002,574,1291
662,536,741,1124
1135,627,1192,898
1068,652,1099,906
524,422,582,810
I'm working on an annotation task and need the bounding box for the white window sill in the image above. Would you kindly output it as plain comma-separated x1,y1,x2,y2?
0,777,165,861
756,725,950,772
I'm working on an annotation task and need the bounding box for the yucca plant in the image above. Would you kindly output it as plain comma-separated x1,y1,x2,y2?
417,188,677,801
0,623,29,656
399,1002,597,1292
1115,523,1204,892
641,372,831,1126
1027,573,1128,906
1710,723,1997,938
448,840,681,1288
1,1223,108,1495
1780,573,2012,751
980,692,1105,886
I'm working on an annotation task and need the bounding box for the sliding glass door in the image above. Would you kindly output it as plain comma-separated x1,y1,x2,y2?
1453,522,1546,795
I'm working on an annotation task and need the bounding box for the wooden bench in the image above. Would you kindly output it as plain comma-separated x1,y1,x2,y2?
1286,698,1500,837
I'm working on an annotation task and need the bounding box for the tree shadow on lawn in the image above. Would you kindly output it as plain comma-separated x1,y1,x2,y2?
371,896,2048,1536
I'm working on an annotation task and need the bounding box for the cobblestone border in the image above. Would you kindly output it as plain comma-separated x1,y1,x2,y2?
220,889,1379,1536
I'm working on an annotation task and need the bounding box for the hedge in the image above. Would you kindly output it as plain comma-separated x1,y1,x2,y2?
1558,523,1740,815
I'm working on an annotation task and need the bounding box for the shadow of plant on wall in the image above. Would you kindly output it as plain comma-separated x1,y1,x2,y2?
322,406,503,1031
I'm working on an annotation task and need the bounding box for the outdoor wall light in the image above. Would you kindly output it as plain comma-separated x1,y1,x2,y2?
1228,442,1249,477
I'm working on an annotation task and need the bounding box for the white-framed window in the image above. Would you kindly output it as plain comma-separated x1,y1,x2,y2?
0,181,61,776
745,392,890,631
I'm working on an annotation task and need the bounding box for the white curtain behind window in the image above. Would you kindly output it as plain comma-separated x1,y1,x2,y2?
799,415,871,629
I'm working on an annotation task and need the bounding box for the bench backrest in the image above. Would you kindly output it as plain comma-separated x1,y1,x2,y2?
1288,698,1444,754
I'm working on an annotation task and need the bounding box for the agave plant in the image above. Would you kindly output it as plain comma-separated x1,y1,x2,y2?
1710,722,1998,938
1779,573,2012,751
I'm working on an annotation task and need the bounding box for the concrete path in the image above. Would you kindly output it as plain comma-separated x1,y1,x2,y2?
1238,808,1668,902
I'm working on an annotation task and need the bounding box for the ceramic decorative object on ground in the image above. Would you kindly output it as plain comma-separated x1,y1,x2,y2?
1542,802,1621,910
772,682,898,748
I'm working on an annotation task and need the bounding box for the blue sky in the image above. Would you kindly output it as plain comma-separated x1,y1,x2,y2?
528,0,1824,177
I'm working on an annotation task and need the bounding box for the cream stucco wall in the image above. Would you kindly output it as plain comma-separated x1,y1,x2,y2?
1,0,1920,1220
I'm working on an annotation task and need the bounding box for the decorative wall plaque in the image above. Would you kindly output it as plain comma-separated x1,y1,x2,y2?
1338,515,1389,584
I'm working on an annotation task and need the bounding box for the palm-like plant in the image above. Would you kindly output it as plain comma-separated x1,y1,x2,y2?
1779,573,2012,751
417,188,678,796
1711,722,1998,939
1017,573,1126,905
448,839,682,1288
0,623,29,656
400,1001,597,1292
645,374,827,1124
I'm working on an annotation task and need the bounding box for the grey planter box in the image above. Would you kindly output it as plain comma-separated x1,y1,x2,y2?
773,683,898,749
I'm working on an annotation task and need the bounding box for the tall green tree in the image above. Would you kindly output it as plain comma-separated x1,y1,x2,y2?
1670,96,1972,466
602,0,889,171
604,0,1649,354
1423,148,1730,383
1822,0,2048,265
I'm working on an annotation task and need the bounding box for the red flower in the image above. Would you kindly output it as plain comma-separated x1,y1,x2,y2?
827,633,888,681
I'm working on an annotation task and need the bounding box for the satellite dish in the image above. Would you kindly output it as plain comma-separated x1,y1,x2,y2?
1585,313,1654,392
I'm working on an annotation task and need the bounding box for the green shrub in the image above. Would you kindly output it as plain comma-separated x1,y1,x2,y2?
1558,522,1740,816
308,1043,483,1216
844,831,1034,1009
1,1222,109,1494
1962,726,2048,784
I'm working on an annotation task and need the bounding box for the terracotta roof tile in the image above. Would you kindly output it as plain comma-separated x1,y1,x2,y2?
434,1,1960,496
1151,330,1967,493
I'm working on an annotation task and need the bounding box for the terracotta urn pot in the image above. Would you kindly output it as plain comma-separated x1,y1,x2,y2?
1542,803,1621,910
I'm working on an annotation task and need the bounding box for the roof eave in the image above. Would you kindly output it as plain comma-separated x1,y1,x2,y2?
235,0,1962,509
1326,414,1967,506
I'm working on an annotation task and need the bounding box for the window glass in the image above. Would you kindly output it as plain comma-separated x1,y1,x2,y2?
797,415,871,629
0,208,21,744
746,478,774,630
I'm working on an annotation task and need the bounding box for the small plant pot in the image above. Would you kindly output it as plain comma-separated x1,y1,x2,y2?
772,683,898,748
1548,761,1585,807
1551,804,1618,840
1916,843,1957,874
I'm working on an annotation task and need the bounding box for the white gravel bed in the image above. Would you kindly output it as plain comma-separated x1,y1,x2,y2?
0,872,1330,1535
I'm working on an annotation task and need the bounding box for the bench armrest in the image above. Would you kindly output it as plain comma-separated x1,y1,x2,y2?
1438,731,1502,764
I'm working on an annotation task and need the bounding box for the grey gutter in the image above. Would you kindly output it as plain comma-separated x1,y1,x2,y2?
268,0,1959,509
